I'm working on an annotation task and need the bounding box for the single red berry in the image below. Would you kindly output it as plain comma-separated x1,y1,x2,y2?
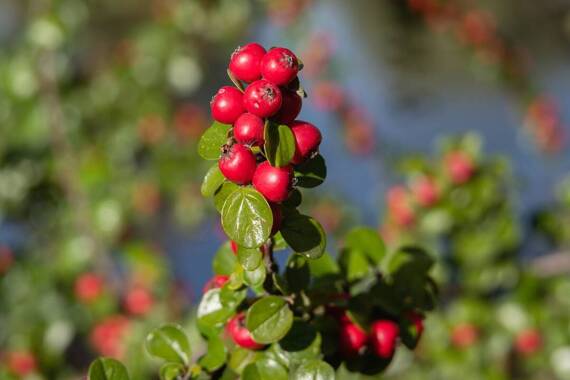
203,274,230,293
124,286,154,316
229,43,266,83
338,317,368,357
261,47,299,85
411,176,440,207
0,245,13,274
75,273,104,303
234,113,265,146
451,323,479,349
515,328,542,356
270,203,283,235
243,80,282,118
445,151,475,185
273,89,302,125
387,186,415,228
90,315,130,359
7,351,37,377
218,144,257,185
230,241,238,255
370,320,400,359
290,121,322,164
226,313,264,350
252,161,293,202
211,86,245,124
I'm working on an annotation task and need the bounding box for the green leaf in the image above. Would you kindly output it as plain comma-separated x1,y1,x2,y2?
237,245,263,271
201,165,225,197
271,321,322,368
281,213,326,259
197,289,234,328
242,359,288,380
199,335,227,372
145,324,191,365
339,248,370,281
387,246,434,276
221,187,273,248
198,121,231,160
159,363,185,380
88,358,129,380
243,264,267,288
264,121,295,167
294,154,326,188
246,296,293,344
213,241,238,275
282,188,303,208
228,348,261,375
214,182,239,212
344,227,386,265
292,359,335,380
308,253,339,278
285,254,310,293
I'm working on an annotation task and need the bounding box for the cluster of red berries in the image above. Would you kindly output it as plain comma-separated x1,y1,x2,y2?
335,309,424,361
381,150,476,243
90,315,131,359
210,42,322,215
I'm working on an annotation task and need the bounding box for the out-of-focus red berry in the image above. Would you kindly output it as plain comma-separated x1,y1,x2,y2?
74,273,104,303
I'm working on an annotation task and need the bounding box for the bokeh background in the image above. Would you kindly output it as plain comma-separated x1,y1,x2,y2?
0,0,569,379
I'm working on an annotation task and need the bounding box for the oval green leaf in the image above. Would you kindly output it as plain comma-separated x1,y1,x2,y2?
246,296,293,344
292,359,335,380
264,121,296,167
212,241,238,275
197,289,234,328
345,227,386,265
198,121,231,160
159,363,185,380
221,187,272,248
88,358,129,380
294,154,327,188
201,165,225,197
145,324,191,365
281,213,326,259
237,245,263,271
214,182,239,212
242,359,288,380
243,263,266,288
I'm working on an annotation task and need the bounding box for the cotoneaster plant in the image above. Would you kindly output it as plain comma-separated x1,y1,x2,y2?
86,43,438,380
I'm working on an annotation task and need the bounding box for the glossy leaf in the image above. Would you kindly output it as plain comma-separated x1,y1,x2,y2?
145,324,191,365
246,296,293,344
201,165,225,197
237,245,263,271
292,359,335,380
88,358,129,380
345,226,386,265
281,213,326,259
159,363,185,380
198,121,231,160
199,334,227,372
221,187,273,248
242,359,288,380
294,154,327,188
197,289,234,328
264,121,295,167
285,254,310,293
214,182,239,212
212,241,238,275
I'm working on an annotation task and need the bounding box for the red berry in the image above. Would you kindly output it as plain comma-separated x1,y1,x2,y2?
273,89,302,125
445,151,475,185
270,203,283,235
124,286,154,316
203,274,230,293
387,186,415,228
229,43,266,83
290,121,322,164
211,86,245,124
75,273,104,303
338,317,368,357
261,47,299,85
234,113,265,146
230,241,238,255
451,323,479,348
7,351,37,376
252,161,293,202
515,328,542,356
90,315,130,359
370,320,399,359
219,144,257,185
226,313,264,350
412,176,440,207
0,245,13,274
243,80,282,118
